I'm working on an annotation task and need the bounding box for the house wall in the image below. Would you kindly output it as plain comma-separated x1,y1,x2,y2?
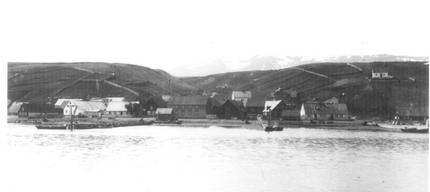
169,104,207,118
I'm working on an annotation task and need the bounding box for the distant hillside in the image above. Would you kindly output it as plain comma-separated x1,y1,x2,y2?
8,62,196,103
182,61,429,119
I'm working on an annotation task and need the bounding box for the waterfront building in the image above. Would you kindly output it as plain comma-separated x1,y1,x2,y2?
167,95,209,118
18,103,63,118
105,101,130,117
64,100,106,117
145,96,167,116
217,100,246,120
246,97,265,119
300,103,349,121
54,98,82,109
262,100,287,119
155,108,175,121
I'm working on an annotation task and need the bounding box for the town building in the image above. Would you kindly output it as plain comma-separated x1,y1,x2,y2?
155,108,176,121
262,100,287,120
105,101,130,117
231,91,252,106
54,99,82,109
217,100,246,120
167,95,209,118
300,103,349,121
64,100,106,118
8,102,26,115
145,96,167,116
396,106,428,121
246,97,265,119
18,103,63,118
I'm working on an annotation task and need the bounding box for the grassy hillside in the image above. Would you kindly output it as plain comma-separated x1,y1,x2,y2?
182,61,429,119
8,62,196,103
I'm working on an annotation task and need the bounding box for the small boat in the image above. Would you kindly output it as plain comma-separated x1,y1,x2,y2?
401,127,429,133
258,108,284,132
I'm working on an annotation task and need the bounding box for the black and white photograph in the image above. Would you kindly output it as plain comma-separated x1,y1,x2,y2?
1,0,428,192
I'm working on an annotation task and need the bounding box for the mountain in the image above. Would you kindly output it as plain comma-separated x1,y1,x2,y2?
240,55,429,71
182,61,429,118
8,62,196,103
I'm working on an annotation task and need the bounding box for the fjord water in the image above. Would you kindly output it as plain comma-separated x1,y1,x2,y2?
0,124,427,192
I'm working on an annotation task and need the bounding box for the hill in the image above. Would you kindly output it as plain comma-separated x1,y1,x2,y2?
182,61,429,119
8,62,196,103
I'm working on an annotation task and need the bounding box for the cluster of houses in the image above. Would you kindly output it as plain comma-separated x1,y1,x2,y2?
8,90,352,122
8,97,133,119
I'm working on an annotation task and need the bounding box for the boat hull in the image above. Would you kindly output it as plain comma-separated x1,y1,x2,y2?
401,128,429,133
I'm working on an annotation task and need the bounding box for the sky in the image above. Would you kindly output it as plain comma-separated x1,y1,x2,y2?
1,0,429,76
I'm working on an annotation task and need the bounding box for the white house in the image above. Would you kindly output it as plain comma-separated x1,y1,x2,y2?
231,91,252,106
105,101,129,117
54,99,82,109
63,100,106,117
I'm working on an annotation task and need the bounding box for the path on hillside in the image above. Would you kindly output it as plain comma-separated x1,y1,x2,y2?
72,67,94,73
290,67,329,79
346,63,363,72
51,73,93,96
104,80,139,96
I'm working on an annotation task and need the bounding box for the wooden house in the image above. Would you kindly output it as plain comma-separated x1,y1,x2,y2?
246,97,265,119
167,96,209,118
18,103,63,118
155,108,176,121
217,100,246,120
231,91,252,106
300,103,349,121
64,101,106,118
105,101,130,117
262,100,287,120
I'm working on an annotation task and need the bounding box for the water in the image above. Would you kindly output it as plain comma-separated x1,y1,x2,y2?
0,124,428,192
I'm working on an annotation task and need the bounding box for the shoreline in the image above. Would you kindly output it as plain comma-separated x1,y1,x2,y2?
7,116,405,132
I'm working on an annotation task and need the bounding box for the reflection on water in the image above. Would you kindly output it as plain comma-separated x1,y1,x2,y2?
0,124,428,192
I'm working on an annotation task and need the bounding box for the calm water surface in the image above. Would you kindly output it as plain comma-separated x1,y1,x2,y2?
0,124,427,192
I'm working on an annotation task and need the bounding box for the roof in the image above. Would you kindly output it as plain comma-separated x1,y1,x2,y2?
8,102,25,113
55,99,82,108
169,95,208,106
222,100,246,112
232,91,252,98
68,101,107,112
156,108,173,114
396,106,428,117
106,101,128,112
263,100,282,112
246,97,265,107
302,103,348,115
20,103,62,113
105,97,125,102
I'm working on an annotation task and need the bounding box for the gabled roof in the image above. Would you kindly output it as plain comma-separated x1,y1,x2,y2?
169,95,208,105
55,99,82,108
156,108,173,114
106,101,128,112
302,103,348,115
246,97,265,107
68,101,106,112
8,102,25,113
222,100,246,112
263,100,282,112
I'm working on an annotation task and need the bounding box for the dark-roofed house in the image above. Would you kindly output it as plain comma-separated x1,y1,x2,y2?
167,95,209,118
217,100,246,120
246,97,265,119
396,106,428,121
281,108,301,120
300,103,349,121
18,103,63,118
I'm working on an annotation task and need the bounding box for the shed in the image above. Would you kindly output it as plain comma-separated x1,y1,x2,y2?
155,108,176,121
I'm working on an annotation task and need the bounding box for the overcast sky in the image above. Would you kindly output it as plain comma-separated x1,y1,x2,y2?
1,0,429,76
